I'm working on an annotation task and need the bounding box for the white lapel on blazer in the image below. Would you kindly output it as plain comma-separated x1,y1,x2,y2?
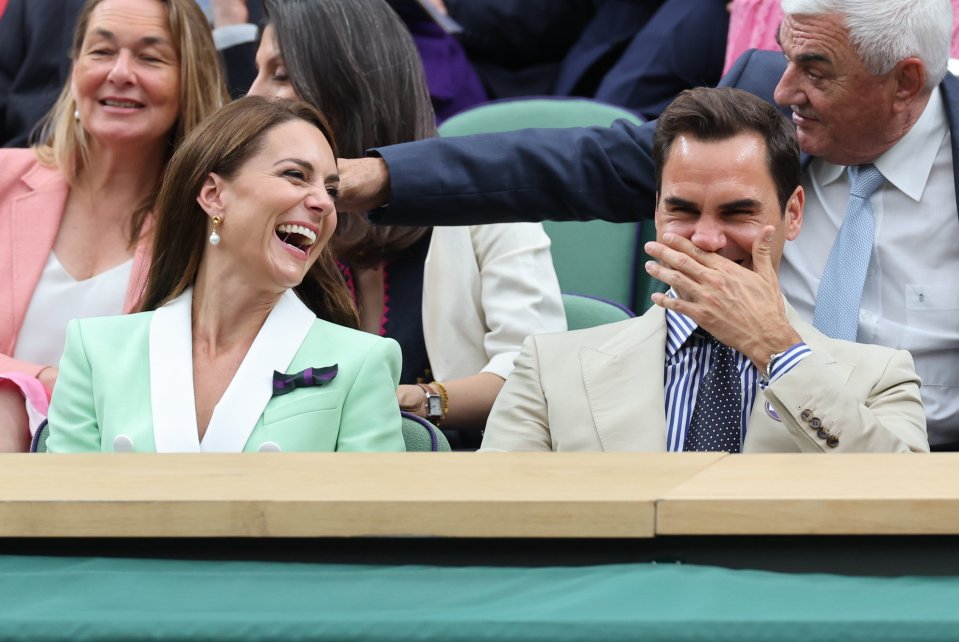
150,288,315,452
150,289,200,452
200,289,314,452
579,310,670,451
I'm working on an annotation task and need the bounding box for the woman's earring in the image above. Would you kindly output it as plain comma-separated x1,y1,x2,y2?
209,216,222,246
73,109,80,122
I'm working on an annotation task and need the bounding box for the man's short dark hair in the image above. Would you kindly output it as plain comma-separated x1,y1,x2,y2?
653,87,801,213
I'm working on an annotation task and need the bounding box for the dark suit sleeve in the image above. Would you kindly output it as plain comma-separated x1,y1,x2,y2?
446,0,598,66
719,49,790,117
717,47,752,89
0,0,25,145
371,117,658,226
0,0,82,147
368,48,786,228
592,0,728,120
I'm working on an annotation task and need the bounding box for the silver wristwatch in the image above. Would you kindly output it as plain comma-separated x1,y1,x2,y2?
760,350,788,385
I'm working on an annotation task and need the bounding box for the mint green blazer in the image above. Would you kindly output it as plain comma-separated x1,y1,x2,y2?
46,312,405,453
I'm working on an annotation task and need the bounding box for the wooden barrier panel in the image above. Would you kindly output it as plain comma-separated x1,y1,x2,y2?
656,453,959,535
0,453,721,538
8,453,959,539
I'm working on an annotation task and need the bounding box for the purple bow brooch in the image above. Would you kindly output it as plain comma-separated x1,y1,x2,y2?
272,365,338,397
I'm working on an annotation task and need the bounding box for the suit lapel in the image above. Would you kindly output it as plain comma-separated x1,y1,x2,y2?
201,289,315,452
3,156,152,338
150,288,316,453
786,303,854,378
580,308,668,451
150,290,201,452
789,311,855,387
938,75,959,220
6,163,69,350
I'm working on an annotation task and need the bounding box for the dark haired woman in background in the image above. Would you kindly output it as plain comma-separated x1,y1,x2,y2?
47,97,405,453
249,0,565,447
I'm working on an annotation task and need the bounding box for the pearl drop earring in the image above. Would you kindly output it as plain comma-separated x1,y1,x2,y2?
209,216,222,246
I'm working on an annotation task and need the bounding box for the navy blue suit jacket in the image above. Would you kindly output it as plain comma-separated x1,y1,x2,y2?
445,0,599,99
374,49,959,226
0,0,81,147
554,0,728,120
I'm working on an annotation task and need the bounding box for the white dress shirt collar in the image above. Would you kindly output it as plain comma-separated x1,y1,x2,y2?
663,290,699,357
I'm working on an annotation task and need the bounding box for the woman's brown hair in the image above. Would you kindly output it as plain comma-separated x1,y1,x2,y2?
34,0,229,247
265,0,435,268
140,96,359,328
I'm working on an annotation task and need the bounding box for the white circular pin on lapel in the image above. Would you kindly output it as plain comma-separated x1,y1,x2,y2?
113,434,134,452
764,400,782,422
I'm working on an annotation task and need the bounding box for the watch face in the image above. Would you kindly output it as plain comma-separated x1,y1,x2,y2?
427,396,443,417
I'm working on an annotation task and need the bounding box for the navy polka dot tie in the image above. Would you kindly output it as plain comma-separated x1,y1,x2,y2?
683,332,742,453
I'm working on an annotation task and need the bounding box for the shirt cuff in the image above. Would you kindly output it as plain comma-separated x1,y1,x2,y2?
213,23,258,50
759,342,812,389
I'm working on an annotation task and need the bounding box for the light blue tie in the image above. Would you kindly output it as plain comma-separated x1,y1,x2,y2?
683,330,742,453
812,164,885,341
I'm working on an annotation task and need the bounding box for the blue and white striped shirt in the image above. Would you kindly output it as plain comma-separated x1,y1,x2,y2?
663,292,812,452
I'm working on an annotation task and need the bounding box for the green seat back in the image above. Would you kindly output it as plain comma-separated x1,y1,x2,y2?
31,420,50,453
562,293,635,330
439,98,656,311
635,222,668,313
440,98,642,133
401,412,452,452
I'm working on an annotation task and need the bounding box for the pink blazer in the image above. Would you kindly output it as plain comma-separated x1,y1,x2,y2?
0,148,152,377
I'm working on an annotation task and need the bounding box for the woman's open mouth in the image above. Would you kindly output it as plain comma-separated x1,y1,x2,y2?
275,223,318,254
99,98,145,110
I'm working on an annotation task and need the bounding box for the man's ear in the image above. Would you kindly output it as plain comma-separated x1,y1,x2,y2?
196,173,226,218
891,57,926,111
784,185,804,241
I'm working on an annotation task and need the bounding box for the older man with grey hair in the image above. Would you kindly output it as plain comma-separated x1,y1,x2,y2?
337,0,959,450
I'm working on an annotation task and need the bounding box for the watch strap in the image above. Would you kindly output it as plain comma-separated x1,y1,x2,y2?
416,383,444,424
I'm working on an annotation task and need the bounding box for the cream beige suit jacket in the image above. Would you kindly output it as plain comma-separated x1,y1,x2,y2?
482,303,928,453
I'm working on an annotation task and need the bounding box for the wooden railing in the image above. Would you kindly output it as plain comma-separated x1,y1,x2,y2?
2,453,958,538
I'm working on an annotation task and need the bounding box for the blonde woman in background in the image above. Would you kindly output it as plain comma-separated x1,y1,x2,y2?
0,0,228,450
